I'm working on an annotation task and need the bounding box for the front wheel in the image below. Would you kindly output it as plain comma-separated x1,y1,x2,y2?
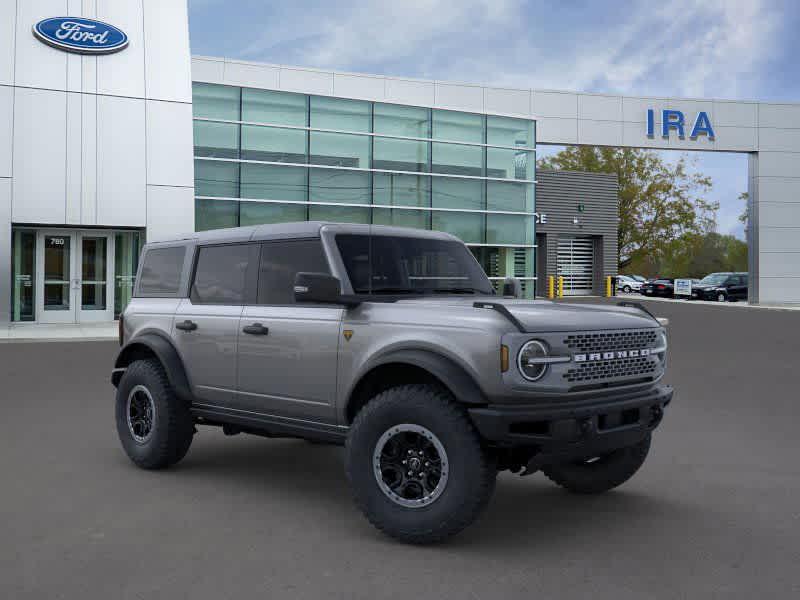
345,385,496,544
717,292,727,302
115,359,194,470
542,435,651,494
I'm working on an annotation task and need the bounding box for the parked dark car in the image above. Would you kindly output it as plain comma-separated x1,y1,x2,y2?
691,272,749,302
640,279,674,298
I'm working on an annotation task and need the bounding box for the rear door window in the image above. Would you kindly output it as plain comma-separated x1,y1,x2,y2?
137,246,186,295
191,244,254,304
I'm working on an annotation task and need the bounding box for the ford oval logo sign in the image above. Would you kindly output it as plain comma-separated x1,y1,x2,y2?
32,17,128,55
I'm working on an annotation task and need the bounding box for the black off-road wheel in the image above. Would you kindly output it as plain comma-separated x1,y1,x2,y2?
542,434,651,494
346,385,496,544
115,359,194,470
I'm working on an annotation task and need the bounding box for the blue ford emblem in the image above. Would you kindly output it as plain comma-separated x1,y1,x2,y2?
33,17,128,54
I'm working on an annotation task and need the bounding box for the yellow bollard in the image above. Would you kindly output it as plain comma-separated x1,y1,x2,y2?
606,275,612,297
557,276,564,298
548,275,555,299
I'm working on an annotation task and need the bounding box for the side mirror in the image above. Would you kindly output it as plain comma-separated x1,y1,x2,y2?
502,276,523,299
294,272,342,304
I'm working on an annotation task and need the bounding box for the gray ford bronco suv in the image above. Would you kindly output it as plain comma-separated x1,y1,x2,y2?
112,222,672,544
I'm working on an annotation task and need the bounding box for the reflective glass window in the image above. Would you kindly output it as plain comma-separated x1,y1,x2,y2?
486,214,533,245
431,143,483,176
431,177,483,210
309,169,370,204
373,208,430,229
432,110,484,143
240,164,307,201
373,137,428,172
11,230,35,321
194,121,239,159
194,160,239,198
114,231,141,318
191,244,252,305
486,181,534,212
373,173,430,207
310,132,370,168
241,125,306,163
192,83,240,120
432,212,484,244
240,202,307,226
486,148,533,180
310,96,370,131
486,116,534,148
242,88,307,126
195,198,239,231
374,103,429,137
308,205,370,224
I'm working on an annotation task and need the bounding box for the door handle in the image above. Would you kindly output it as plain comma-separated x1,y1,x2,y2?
242,323,269,335
175,320,198,332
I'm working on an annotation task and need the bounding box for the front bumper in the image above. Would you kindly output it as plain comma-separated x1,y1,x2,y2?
468,384,673,460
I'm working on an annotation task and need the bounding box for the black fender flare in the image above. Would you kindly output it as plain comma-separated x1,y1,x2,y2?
351,348,488,407
112,332,193,403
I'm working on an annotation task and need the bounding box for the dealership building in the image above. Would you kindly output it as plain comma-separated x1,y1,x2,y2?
2,1,800,325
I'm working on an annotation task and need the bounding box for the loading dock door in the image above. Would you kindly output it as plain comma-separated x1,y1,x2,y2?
557,236,594,295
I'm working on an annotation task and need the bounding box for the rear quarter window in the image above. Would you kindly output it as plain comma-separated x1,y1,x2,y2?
137,246,187,296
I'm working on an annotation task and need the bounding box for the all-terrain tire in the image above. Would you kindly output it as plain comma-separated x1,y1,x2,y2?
542,434,651,494
115,359,194,470
346,384,496,544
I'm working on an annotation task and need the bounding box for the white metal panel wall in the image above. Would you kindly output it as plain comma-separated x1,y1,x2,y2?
11,87,67,224
14,0,70,90
146,100,194,187
96,0,146,98
96,95,147,226
142,0,192,103
0,85,12,178
0,0,16,86
146,185,194,242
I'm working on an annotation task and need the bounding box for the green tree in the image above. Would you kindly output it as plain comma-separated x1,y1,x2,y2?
538,146,718,271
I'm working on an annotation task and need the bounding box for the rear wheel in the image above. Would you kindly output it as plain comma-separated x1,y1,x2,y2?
622,285,632,293
115,359,194,470
346,384,496,544
542,435,651,494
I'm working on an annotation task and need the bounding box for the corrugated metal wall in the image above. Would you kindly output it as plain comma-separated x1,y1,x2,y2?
536,170,619,295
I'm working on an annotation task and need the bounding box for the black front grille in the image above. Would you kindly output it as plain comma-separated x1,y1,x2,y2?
564,356,657,383
564,330,658,353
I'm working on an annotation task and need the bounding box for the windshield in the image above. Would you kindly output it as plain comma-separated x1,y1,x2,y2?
335,234,494,296
699,273,729,285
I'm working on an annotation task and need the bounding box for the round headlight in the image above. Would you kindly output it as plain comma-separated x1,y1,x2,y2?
517,340,549,381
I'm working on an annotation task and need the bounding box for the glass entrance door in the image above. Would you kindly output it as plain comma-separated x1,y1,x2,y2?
78,232,113,322
35,231,114,323
37,231,75,323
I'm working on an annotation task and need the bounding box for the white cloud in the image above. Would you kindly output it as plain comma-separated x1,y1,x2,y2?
232,0,782,99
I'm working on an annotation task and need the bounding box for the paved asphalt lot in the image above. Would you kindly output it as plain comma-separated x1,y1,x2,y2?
2,300,799,599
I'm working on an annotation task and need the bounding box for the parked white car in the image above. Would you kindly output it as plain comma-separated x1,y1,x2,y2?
617,275,643,293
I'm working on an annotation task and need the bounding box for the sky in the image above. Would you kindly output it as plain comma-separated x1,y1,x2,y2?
188,0,800,240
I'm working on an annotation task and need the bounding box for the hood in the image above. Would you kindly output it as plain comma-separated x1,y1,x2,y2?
392,296,661,332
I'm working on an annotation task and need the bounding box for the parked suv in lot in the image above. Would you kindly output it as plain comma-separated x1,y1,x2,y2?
112,222,673,544
691,272,749,302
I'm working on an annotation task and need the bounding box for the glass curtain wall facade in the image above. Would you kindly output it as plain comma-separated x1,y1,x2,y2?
192,83,537,295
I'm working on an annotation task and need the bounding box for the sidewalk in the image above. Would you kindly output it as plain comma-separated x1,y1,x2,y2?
0,322,118,343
